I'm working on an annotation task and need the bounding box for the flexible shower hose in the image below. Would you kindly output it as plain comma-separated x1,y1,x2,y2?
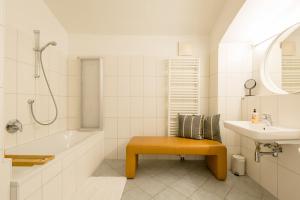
28,51,58,125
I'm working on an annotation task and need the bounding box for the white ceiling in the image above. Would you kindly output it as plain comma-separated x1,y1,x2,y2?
44,0,226,35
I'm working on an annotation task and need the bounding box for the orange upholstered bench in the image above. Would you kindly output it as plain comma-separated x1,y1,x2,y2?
126,136,227,181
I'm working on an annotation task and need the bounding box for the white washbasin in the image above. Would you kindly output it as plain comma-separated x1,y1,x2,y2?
224,121,300,142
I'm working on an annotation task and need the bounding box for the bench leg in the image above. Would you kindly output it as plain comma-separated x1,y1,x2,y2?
206,154,227,181
126,152,138,179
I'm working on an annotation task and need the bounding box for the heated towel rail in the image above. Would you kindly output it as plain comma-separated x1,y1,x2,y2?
168,58,201,136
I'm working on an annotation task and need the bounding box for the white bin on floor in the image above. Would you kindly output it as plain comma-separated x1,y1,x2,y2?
231,154,246,176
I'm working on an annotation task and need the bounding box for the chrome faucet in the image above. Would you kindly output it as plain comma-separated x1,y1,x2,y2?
6,119,23,133
261,113,272,126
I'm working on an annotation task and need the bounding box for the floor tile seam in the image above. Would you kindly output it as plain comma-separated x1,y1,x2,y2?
223,184,235,199
134,180,166,197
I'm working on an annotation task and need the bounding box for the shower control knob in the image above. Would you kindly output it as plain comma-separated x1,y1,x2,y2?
6,119,23,133
27,99,35,104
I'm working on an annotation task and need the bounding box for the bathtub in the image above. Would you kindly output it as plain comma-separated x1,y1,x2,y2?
6,130,104,200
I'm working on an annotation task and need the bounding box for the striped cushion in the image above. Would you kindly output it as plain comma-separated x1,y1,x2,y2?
204,114,221,142
177,114,205,140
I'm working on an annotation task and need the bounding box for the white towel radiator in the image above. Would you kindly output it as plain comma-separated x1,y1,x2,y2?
168,58,201,136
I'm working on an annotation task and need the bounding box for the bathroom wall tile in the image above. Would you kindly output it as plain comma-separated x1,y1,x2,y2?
35,75,49,96
58,97,68,118
2,26,70,148
144,97,156,118
3,93,17,123
226,97,242,120
104,97,118,117
17,32,34,65
130,56,143,77
117,118,130,139
34,95,50,123
48,120,60,135
225,130,240,146
156,119,167,136
241,97,248,120
217,73,227,97
130,97,143,117
67,118,80,130
19,173,42,200
3,59,17,93
24,188,42,200
260,158,277,197
130,77,143,96
0,58,3,88
209,74,218,98
104,77,117,97
47,70,59,96
200,77,209,98
34,124,49,139
260,95,278,124
156,97,167,118
68,57,81,76
156,59,167,77
278,165,300,200
143,56,156,77
241,147,260,183
42,174,62,200
246,96,260,120
104,118,117,139
143,77,156,97
17,94,34,125
130,118,143,136
67,96,80,118
278,145,300,175
208,97,218,115
118,56,131,77
118,77,130,96
68,76,80,97
103,56,118,76
58,75,68,96
143,118,157,136
278,95,300,128
4,131,17,148
200,98,208,115
42,161,62,184
240,136,256,151
104,138,118,159
156,77,167,97
4,27,17,60
62,163,77,200
226,73,248,97
218,97,227,121
117,138,130,160
17,62,35,94
17,124,35,145
117,97,130,117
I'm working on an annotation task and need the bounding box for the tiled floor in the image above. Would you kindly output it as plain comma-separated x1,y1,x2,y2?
93,159,278,200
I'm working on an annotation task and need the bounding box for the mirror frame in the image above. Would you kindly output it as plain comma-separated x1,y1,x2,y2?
261,22,300,94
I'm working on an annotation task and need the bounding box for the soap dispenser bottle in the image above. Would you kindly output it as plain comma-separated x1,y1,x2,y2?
251,109,259,124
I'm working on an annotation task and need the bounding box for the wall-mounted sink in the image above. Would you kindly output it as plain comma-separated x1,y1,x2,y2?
224,121,300,142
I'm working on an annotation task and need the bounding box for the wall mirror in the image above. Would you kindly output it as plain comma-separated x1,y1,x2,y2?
263,23,300,94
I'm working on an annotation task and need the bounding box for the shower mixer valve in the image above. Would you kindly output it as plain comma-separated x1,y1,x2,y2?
6,119,23,133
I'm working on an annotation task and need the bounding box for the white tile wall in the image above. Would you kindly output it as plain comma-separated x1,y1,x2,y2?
3,27,69,148
241,95,300,199
212,43,253,168
101,55,209,159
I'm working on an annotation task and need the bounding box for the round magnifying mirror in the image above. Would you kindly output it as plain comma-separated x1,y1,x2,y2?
263,22,300,94
244,79,256,96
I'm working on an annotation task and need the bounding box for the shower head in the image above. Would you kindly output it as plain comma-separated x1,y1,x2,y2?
40,41,57,52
